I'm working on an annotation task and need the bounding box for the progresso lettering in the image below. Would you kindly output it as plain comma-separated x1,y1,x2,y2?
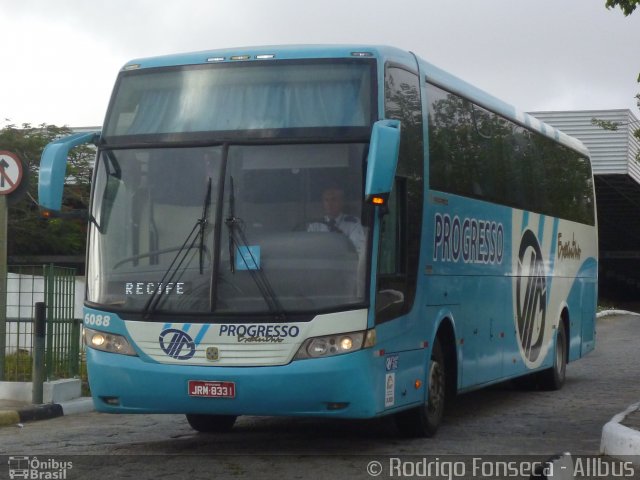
433,213,504,264
219,324,300,341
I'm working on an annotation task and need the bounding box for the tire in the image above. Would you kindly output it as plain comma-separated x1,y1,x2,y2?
186,414,237,433
395,338,447,437
539,320,567,390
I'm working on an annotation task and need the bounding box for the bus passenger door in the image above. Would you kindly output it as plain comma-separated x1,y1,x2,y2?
374,63,426,410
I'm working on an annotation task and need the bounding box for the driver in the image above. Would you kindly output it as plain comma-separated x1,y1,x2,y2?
307,185,365,256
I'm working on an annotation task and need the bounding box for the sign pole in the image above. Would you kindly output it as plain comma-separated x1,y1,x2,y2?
0,151,24,381
0,194,7,380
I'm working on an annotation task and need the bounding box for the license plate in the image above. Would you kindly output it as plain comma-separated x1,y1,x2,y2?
188,380,236,398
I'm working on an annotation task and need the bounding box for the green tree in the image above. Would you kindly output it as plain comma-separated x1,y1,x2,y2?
0,123,94,256
600,0,640,160
605,0,639,15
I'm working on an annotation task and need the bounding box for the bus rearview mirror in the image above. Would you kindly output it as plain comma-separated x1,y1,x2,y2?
38,131,100,212
365,119,401,205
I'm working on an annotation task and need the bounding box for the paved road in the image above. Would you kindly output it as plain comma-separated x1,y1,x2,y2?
1,314,639,479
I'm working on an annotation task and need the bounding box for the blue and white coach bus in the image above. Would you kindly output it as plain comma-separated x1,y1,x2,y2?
38,45,597,436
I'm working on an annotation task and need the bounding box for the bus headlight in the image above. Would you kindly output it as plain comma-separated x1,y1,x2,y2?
84,327,137,356
294,330,376,360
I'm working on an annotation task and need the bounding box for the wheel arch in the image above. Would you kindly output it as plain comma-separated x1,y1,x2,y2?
433,315,458,399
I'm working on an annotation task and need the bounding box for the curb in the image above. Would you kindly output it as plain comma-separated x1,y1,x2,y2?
601,402,640,466
596,310,640,318
0,397,94,427
598,311,640,465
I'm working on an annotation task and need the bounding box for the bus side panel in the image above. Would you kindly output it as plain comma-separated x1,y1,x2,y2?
510,210,597,373
427,192,597,391
565,259,598,361
580,273,598,357
371,318,431,412
426,194,513,389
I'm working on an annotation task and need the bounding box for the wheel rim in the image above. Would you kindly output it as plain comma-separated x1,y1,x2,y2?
556,329,566,379
427,359,445,416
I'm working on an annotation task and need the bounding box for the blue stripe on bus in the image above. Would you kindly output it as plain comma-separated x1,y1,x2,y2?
537,215,545,242
546,218,560,304
194,325,210,345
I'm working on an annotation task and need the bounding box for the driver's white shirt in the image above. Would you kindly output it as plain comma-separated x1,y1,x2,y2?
307,214,365,255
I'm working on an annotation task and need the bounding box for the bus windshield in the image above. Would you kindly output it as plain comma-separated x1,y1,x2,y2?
103,60,374,139
86,143,371,316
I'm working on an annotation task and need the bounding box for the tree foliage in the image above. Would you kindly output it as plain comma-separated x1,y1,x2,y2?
0,123,94,256
599,1,640,161
605,0,639,15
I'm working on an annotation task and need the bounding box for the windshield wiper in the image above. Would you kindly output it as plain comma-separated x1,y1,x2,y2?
225,176,286,321
227,176,237,274
200,177,212,274
142,178,212,318
91,151,122,234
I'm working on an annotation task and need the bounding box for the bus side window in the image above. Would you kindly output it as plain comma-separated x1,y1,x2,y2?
377,64,424,324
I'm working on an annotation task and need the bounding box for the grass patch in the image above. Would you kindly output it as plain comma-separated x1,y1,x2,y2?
2,350,32,381
2,351,89,395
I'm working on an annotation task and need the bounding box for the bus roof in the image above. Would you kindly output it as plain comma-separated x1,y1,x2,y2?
121,44,403,69
121,44,590,158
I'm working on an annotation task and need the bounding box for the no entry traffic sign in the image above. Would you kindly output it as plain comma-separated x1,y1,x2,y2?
0,151,23,195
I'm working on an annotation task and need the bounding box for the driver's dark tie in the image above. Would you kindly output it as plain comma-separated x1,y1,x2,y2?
326,218,340,233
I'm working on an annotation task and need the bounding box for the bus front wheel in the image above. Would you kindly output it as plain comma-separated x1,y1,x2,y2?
394,338,446,437
186,414,237,433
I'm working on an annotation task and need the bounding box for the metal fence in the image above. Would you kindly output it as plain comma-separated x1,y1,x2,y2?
1,265,82,381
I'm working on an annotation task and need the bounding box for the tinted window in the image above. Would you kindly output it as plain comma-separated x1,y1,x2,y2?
427,83,595,225
376,66,424,323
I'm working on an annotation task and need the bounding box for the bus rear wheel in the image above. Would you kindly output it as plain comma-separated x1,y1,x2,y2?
539,320,568,390
186,414,237,433
395,338,446,437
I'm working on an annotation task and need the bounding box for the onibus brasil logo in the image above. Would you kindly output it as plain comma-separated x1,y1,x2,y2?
515,229,547,364
8,456,72,479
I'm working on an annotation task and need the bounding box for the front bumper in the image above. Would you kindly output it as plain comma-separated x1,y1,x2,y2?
87,347,381,418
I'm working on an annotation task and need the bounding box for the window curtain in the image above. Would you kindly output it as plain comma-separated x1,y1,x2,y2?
126,73,369,134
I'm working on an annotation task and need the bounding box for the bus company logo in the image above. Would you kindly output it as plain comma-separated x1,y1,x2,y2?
219,324,300,343
515,229,547,363
159,328,196,360
433,213,505,265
